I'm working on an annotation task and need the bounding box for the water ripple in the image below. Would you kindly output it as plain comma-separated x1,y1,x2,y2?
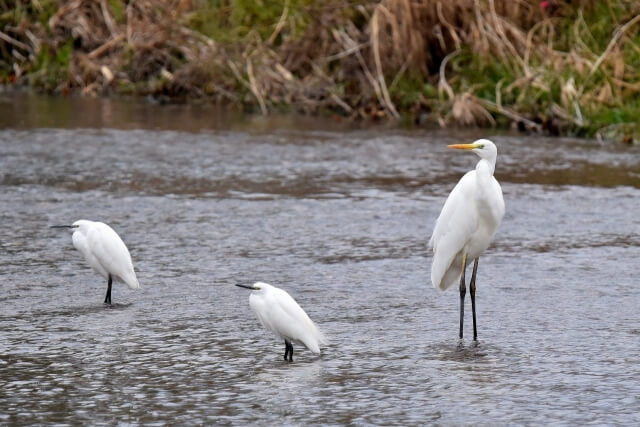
1,122,639,424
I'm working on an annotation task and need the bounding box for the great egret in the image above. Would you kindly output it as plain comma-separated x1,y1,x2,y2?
51,220,140,304
430,139,505,340
236,282,326,362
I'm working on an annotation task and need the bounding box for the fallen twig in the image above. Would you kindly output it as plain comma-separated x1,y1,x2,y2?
0,30,32,54
480,98,542,132
88,34,125,59
246,59,268,115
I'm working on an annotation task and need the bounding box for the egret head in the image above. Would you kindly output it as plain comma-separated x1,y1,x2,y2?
72,220,93,231
448,139,497,161
235,281,270,292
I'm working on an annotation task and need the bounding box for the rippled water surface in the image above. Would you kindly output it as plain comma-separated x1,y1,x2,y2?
1,96,639,425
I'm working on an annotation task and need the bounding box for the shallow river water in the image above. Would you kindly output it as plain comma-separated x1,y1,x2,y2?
1,95,639,425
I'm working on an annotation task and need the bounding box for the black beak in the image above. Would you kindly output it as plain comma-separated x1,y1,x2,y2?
50,225,74,229
235,284,255,290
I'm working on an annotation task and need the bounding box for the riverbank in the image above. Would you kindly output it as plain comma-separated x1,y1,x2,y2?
1,1,638,142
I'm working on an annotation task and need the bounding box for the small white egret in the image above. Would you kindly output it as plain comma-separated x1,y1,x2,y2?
51,220,140,304
430,139,505,340
236,282,326,362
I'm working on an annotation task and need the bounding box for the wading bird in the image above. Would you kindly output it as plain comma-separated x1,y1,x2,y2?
51,220,140,304
236,282,326,362
430,139,505,340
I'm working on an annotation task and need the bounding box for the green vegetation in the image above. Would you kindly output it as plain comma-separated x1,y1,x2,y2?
187,0,313,42
0,0,639,142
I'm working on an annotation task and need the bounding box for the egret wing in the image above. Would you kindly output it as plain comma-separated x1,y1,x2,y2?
429,171,479,291
251,288,325,353
72,229,109,279
86,223,140,289
272,288,326,348
250,291,298,344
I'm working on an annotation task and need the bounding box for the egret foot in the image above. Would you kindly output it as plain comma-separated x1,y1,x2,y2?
104,274,112,305
284,340,293,362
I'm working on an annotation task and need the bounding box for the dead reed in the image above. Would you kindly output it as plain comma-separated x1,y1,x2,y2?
1,0,638,141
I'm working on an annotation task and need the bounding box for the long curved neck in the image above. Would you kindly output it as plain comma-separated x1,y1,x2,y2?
475,157,496,204
475,156,496,177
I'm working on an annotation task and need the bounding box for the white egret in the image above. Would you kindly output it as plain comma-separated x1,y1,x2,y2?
430,139,505,340
51,220,140,304
236,282,326,362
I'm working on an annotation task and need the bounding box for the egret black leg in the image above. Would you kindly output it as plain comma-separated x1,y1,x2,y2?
470,258,479,341
459,254,467,339
284,340,293,362
104,274,112,305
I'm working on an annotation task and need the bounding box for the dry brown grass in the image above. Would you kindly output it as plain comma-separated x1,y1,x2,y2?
369,0,542,75
2,0,639,139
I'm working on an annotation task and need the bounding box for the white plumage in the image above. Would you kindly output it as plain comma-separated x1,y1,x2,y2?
237,282,326,361
53,219,139,304
430,139,505,339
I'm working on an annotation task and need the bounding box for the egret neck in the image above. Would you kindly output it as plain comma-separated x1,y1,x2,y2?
475,156,501,224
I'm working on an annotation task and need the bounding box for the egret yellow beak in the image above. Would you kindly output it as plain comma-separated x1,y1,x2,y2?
447,143,483,150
